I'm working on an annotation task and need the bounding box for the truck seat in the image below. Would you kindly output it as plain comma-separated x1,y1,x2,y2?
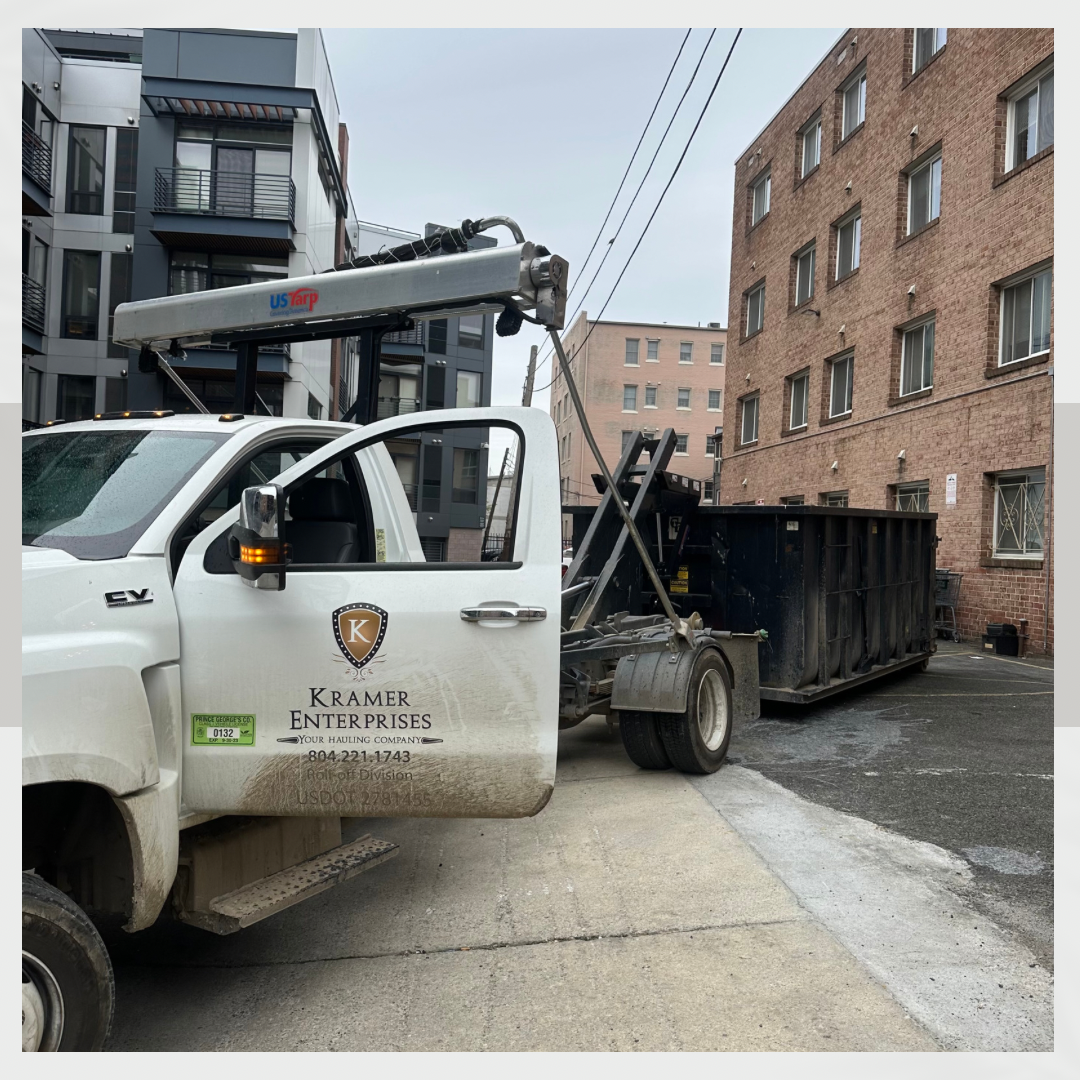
287,478,360,564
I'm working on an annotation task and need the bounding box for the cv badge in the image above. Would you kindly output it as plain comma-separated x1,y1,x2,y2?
332,603,388,671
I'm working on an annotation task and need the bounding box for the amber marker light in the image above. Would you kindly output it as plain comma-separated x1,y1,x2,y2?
240,544,281,565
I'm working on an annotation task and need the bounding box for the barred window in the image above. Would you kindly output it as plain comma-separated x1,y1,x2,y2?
993,469,1045,557
896,481,930,512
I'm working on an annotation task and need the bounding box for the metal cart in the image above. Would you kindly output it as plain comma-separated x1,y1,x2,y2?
934,569,962,642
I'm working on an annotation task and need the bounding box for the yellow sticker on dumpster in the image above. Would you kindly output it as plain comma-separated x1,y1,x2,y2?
191,714,255,746
671,566,689,594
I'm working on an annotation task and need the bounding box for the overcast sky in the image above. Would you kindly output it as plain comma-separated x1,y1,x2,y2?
323,28,845,411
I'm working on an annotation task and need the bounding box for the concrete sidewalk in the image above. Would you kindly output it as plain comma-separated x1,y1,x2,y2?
107,721,938,1051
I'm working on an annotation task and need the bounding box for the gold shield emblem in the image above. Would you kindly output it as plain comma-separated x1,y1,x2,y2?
332,603,388,670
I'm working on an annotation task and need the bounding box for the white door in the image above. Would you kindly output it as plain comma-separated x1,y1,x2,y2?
173,408,561,820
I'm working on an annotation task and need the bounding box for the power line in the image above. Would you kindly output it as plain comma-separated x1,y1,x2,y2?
541,29,742,399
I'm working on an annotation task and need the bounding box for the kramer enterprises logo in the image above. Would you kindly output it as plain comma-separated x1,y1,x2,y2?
270,286,319,315
333,603,388,671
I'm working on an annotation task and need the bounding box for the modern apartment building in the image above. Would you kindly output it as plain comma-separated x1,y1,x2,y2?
721,28,1053,652
21,27,354,425
550,314,727,531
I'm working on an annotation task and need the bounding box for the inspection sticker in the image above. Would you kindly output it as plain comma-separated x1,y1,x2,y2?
192,714,256,747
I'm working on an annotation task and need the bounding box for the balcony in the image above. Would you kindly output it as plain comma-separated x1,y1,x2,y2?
383,325,425,347
377,397,421,420
22,122,53,215
151,167,296,255
23,274,46,335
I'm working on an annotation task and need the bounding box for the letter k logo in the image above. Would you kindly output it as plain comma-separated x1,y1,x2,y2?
333,603,388,670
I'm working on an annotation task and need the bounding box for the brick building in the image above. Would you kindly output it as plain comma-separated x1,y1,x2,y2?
550,314,727,535
721,28,1053,652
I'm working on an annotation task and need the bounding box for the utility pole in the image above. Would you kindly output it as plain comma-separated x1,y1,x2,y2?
483,447,511,556
522,344,537,407
499,345,539,561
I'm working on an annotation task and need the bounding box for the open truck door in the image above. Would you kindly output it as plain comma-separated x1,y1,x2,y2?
173,407,560,819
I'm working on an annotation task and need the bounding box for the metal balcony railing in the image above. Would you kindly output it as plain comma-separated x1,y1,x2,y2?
154,167,296,224
23,275,46,335
23,122,52,194
376,397,421,420
382,324,425,347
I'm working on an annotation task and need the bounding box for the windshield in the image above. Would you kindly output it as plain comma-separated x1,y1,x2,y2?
23,429,229,560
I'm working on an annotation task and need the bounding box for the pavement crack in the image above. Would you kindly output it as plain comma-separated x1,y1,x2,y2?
114,917,802,972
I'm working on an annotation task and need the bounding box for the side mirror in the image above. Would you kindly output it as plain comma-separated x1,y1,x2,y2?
228,484,288,590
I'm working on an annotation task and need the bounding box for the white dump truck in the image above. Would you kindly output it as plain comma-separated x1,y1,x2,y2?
23,220,749,1050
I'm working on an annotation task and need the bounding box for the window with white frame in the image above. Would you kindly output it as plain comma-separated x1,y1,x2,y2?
829,353,853,417
704,480,714,503
751,170,771,225
913,28,947,73
836,211,861,280
789,369,809,430
622,384,638,411
710,342,724,365
795,242,816,306
675,433,689,455
841,67,866,140
708,388,722,411
679,342,693,363
901,318,935,396
677,387,691,409
646,339,659,361
645,385,657,407
621,429,636,452
746,282,765,336
1000,266,1052,365
823,491,849,507
740,395,759,444
907,152,942,234
1007,66,1053,171
706,434,717,456
780,495,805,506
896,481,930,512
625,338,639,365
801,113,822,177
993,469,1045,557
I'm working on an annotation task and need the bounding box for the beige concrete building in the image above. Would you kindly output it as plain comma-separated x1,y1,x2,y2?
549,314,727,537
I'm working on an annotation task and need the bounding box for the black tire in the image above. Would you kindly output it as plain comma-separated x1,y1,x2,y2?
657,650,733,775
618,711,672,770
22,873,114,1052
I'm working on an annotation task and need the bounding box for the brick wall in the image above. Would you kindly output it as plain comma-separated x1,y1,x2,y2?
722,28,1054,652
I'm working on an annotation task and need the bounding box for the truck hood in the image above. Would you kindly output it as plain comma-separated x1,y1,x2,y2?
22,544,81,568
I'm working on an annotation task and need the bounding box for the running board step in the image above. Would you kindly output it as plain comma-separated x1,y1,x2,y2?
184,834,398,935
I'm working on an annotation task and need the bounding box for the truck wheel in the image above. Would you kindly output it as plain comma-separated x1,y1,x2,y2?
22,873,114,1051
618,711,671,770
657,650,733,775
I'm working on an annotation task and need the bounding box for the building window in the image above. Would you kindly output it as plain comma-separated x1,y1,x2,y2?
451,448,480,504
836,211,861,281
625,338,640,365
795,243,816,306
706,435,717,456
56,374,96,421
456,370,481,408
789,370,809,430
780,495,804,506
61,250,101,339
23,367,43,425
708,389,722,412
623,384,638,411
1007,67,1053,171
704,480,714,503
679,342,693,364
306,393,322,420
751,170,770,225
901,319,935,395
914,28,947,72
907,153,942,234
168,251,288,295
107,252,133,358
645,385,657,407
993,469,1045,557
674,433,689,455
896,481,930,512
822,491,849,508
801,113,822,177
457,314,484,349
677,387,691,409
428,319,447,355
67,125,106,215
113,127,138,233
746,282,765,336
841,67,866,140
829,353,853,417
621,429,637,453
647,339,659,361
1000,266,1052,365
740,395,759,445
710,343,724,365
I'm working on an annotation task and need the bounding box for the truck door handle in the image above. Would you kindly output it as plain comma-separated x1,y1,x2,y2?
460,606,547,623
